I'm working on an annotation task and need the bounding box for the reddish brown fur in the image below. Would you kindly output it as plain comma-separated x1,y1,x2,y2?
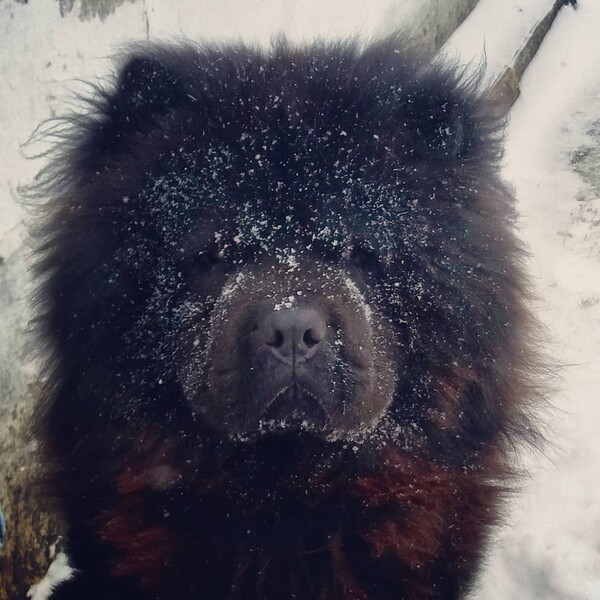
90,438,504,600
97,500,176,589
430,367,478,429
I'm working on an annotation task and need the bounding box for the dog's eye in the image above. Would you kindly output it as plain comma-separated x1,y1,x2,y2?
190,250,225,273
350,245,383,276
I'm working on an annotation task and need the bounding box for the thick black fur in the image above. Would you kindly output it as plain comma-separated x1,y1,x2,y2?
30,38,541,600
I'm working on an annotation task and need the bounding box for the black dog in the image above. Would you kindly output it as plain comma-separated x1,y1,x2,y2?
31,37,540,599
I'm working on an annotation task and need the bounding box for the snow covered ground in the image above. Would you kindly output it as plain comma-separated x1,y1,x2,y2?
468,2,600,598
2,0,600,598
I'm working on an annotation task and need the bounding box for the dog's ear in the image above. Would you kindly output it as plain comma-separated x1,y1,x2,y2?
111,54,187,128
405,74,473,160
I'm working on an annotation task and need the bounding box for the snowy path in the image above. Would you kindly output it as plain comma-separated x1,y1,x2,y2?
467,2,600,598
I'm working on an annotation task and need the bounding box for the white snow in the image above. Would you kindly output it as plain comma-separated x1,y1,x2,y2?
144,0,420,44
26,553,73,600
465,1,600,597
2,0,600,598
439,0,556,86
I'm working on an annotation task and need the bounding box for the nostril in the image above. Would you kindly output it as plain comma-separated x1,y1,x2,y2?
267,329,285,348
302,328,321,348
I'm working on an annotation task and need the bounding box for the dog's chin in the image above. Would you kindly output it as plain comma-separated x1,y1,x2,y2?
220,387,333,445
260,384,328,430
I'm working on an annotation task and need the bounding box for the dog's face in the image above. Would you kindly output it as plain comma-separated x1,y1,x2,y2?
95,46,510,452
176,240,398,442
37,42,521,468
144,156,406,443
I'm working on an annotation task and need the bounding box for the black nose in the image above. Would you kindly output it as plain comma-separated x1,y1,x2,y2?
259,307,327,364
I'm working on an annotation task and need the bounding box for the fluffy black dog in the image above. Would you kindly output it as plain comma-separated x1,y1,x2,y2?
31,38,539,599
